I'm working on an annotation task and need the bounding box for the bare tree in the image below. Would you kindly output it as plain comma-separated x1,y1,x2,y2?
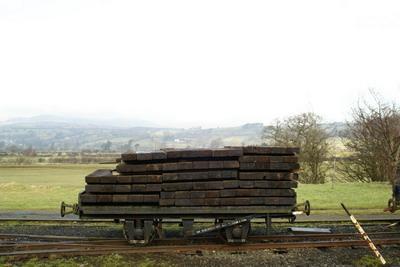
134,143,140,152
101,140,112,152
22,145,37,157
262,113,330,184
340,94,400,184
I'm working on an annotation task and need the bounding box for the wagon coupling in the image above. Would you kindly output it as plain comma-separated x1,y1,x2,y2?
385,198,397,213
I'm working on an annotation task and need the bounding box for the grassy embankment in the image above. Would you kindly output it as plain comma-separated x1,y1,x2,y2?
0,165,392,214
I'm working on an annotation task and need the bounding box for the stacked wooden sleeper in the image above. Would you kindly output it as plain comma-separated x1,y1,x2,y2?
80,146,299,209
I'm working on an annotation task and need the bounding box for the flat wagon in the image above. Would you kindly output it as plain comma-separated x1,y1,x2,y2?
61,146,310,244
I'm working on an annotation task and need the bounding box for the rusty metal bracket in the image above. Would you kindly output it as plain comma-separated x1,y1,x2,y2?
191,214,263,237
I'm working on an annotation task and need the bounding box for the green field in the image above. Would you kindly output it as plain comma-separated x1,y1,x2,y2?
0,165,393,213
0,165,112,211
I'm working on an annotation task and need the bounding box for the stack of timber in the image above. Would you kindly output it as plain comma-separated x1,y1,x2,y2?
80,146,299,209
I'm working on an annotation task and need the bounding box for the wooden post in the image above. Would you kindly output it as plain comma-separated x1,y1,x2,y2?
341,203,386,265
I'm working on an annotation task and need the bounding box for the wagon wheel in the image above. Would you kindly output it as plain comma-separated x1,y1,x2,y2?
223,221,251,243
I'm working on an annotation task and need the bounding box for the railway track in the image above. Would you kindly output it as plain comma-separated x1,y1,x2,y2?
2,231,400,242
1,232,400,259
0,217,398,224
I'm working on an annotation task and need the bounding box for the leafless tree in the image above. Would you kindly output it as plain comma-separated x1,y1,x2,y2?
262,113,330,184
340,94,400,184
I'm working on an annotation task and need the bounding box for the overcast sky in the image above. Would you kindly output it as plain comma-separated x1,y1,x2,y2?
0,0,399,128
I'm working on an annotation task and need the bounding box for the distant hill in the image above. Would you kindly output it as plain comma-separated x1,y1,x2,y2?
0,115,158,128
0,116,265,152
0,116,345,152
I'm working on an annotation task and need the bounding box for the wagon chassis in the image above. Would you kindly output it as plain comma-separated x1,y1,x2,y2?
61,201,310,244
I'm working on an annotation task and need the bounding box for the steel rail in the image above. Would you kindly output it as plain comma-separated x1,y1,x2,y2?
0,233,122,241
2,231,400,244
2,232,400,255
1,238,400,259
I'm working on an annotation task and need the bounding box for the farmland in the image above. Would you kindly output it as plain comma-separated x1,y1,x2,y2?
0,164,391,213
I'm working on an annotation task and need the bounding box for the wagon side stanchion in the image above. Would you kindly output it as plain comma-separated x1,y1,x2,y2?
341,203,387,265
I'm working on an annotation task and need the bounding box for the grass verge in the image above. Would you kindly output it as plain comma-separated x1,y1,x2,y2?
0,165,393,213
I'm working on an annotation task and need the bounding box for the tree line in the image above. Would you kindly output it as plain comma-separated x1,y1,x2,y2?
262,92,400,185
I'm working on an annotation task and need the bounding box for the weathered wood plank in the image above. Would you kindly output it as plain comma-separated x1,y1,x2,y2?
121,151,167,162
175,198,205,206
85,169,114,184
163,149,213,159
145,184,161,192
208,161,224,169
239,172,298,181
120,153,137,161
162,173,179,182
239,180,254,188
222,170,238,178
192,161,209,169
162,171,237,183
116,163,147,173
162,163,178,171
80,194,97,203
254,180,298,188
85,185,114,193
239,162,300,171
162,182,193,191
131,184,146,192
85,169,113,177
220,189,295,197
226,146,300,155
212,148,243,157
192,181,224,190
143,195,160,203
223,180,239,189
223,161,240,169
159,198,175,206
220,197,296,206
136,152,153,161
114,185,131,193
178,162,193,170
190,190,220,198
115,175,161,184
178,171,209,181
117,160,240,173
116,175,132,183
96,195,113,203
239,155,298,163
160,192,175,199
175,191,191,199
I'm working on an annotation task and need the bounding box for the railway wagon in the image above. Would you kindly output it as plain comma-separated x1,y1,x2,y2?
61,146,310,244
387,168,400,213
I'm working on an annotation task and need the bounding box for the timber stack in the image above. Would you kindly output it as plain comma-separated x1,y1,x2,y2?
81,146,300,208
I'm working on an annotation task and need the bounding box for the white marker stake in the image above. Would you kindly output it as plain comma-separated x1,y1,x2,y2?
341,203,386,265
